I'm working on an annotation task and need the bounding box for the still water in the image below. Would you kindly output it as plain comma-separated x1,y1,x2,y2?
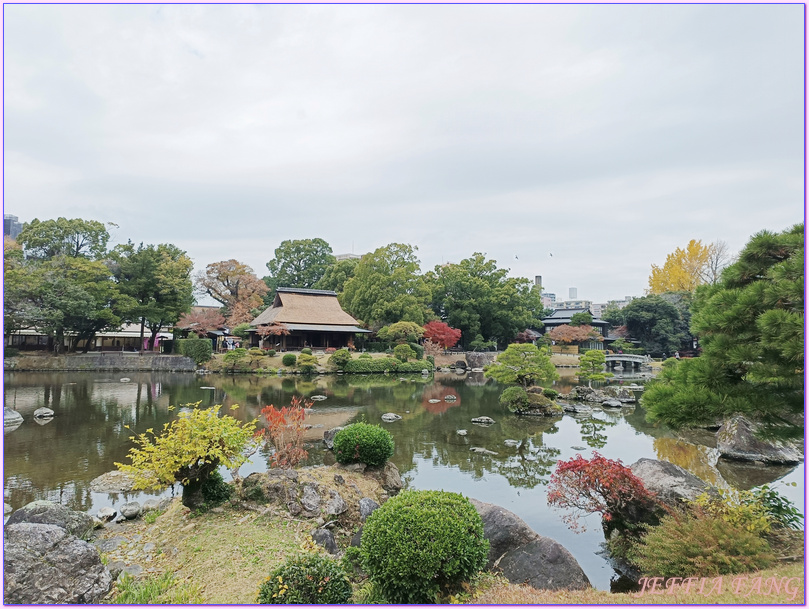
3,370,804,591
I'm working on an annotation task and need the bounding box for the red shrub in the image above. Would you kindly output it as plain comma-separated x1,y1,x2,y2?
547,452,658,534
261,396,312,468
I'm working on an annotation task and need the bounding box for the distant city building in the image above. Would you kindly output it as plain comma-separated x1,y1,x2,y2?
592,297,636,318
555,299,592,311
541,293,556,308
335,253,362,261
4,214,22,239
568,287,578,299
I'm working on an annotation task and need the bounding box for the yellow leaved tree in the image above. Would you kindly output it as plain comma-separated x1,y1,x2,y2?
116,404,257,509
648,240,730,294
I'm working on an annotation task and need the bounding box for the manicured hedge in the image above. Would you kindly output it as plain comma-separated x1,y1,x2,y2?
176,338,213,366
343,357,400,373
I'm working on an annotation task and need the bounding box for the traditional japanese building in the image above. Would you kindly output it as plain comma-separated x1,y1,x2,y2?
248,287,370,350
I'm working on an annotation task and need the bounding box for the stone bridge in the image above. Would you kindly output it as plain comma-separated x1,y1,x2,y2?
605,353,649,372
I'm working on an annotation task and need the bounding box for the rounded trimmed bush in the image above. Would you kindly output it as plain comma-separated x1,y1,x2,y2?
358,353,373,360
282,354,297,367
333,423,394,467
360,490,489,603
499,386,530,412
248,347,264,356
393,344,416,362
328,348,352,369
543,388,559,400
256,553,352,604
267,350,276,357
300,347,313,355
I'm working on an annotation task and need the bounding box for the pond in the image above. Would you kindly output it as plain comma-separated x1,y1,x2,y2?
3,370,804,591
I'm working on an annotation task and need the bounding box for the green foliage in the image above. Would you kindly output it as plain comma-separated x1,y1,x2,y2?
201,469,233,508
754,483,804,530
4,347,20,358
343,357,399,373
427,253,545,350
395,360,433,372
569,312,593,326
622,294,688,356
232,323,251,339
407,341,424,360
577,350,613,386
282,353,297,367
499,386,530,413
256,553,352,604
328,348,352,369
358,352,373,359
630,510,774,577
426,355,435,367
360,490,489,603
314,257,359,294
266,349,276,357
115,404,256,509
264,238,336,303
113,572,204,604
376,321,425,344
644,227,804,428
223,347,249,372
484,343,559,388
393,343,417,362
177,338,213,366
18,217,110,260
300,347,313,355
333,422,394,467
543,388,559,400
296,353,318,373
341,243,432,326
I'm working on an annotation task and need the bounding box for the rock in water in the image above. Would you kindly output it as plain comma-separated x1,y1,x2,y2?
456,429,468,436
601,399,622,409
381,413,402,422
471,416,495,425
4,523,113,604
629,458,717,508
96,507,117,523
4,407,23,428
469,499,590,591
33,407,55,419
119,502,141,520
470,447,498,455
716,415,804,464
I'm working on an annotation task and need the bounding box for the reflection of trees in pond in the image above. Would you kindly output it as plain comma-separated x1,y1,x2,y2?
653,437,725,488
421,386,461,414
494,441,561,489
577,416,616,449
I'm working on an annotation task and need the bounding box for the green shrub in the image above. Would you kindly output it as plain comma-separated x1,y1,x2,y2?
500,386,530,412
408,342,424,360
343,357,399,373
754,483,804,530
267,349,276,357
297,353,318,373
543,388,559,400
256,553,352,604
360,490,489,603
300,347,313,355
176,338,213,366
328,348,352,369
630,510,775,578
223,347,249,372
248,347,264,356
393,344,417,362
426,355,435,367
396,360,433,372
333,422,394,467
232,323,251,339
358,353,373,359
4,347,20,358
282,353,297,367
201,469,232,508
365,341,390,353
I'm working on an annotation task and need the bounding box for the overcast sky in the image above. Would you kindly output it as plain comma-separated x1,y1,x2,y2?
4,4,804,305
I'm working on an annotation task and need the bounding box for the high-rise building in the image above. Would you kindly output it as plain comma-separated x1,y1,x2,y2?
569,287,578,299
4,214,22,239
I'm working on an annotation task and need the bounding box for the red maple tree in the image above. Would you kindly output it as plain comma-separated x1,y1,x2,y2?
260,396,312,468
547,324,602,345
422,321,462,349
176,309,226,337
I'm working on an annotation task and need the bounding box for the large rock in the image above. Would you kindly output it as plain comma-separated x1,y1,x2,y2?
300,484,322,513
119,502,141,520
311,528,339,555
469,499,590,591
4,523,113,604
466,352,496,370
323,427,344,450
365,461,403,494
716,415,803,464
33,407,55,419
629,458,716,508
325,490,348,515
358,498,379,521
381,413,402,422
5,500,95,539
90,471,136,493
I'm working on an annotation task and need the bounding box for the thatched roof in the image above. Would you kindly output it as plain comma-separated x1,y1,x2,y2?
250,287,361,327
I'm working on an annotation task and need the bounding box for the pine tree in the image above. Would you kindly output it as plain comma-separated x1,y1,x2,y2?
643,224,804,432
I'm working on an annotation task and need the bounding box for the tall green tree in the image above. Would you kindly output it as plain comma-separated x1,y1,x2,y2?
264,238,336,302
643,224,804,429
111,242,194,351
577,350,613,387
314,257,359,294
340,243,432,327
621,294,688,356
17,217,111,260
427,253,544,349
